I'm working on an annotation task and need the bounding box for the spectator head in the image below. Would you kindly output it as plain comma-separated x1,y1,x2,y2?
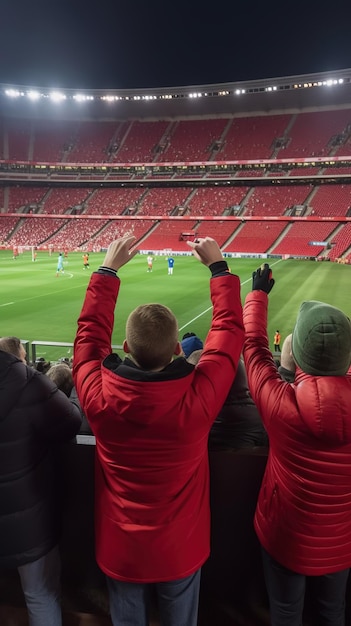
124,303,181,370
292,301,351,376
181,334,203,358
280,333,295,373
46,363,74,397
0,336,26,362
34,357,51,374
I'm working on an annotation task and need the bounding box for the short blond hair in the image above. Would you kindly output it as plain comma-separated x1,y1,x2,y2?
126,303,178,370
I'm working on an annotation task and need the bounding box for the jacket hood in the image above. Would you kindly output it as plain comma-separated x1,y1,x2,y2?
0,350,35,420
294,368,351,445
102,353,195,426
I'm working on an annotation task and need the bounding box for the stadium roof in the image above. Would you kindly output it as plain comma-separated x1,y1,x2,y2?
2,68,351,121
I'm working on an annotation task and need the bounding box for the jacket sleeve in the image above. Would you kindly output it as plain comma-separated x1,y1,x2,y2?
242,290,294,428
29,373,82,441
191,273,245,423
73,272,120,416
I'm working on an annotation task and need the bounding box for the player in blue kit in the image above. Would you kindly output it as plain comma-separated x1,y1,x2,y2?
167,256,174,275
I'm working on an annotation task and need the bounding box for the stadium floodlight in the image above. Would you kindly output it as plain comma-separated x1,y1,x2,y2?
101,95,118,101
5,89,22,97
27,90,40,100
73,94,94,102
49,91,66,102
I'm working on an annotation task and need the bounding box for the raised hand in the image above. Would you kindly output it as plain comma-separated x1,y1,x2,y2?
187,237,224,267
252,263,275,294
102,236,138,272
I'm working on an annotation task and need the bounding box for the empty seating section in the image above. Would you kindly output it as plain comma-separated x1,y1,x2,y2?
138,188,191,216
32,119,77,162
162,119,228,162
245,185,312,216
327,223,351,260
272,222,337,256
226,221,287,253
8,187,46,212
141,220,198,251
195,220,241,246
310,184,351,216
281,110,351,159
68,121,119,163
89,219,153,249
114,121,169,162
219,114,291,160
188,187,249,216
41,188,91,214
85,188,144,215
10,217,66,246
7,119,31,160
45,218,109,249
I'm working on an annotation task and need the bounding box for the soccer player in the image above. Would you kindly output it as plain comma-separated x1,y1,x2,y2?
147,255,153,272
83,253,90,269
167,256,175,275
56,252,64,276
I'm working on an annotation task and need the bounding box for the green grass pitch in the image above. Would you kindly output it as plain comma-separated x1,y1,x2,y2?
1,249,350,363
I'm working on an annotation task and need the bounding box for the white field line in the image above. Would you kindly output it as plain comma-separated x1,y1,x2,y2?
2,274,82,305
178,259,283,333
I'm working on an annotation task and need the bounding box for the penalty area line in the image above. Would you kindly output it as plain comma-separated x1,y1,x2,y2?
0,302,14,307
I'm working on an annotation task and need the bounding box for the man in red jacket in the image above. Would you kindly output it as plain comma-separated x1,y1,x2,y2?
73,235,244,626
243,263,351,626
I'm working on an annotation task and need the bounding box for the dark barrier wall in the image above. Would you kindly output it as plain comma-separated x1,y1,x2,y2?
2,440,351,625
58,441,270,623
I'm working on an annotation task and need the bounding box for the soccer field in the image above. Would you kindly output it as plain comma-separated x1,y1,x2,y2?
1,249,350,362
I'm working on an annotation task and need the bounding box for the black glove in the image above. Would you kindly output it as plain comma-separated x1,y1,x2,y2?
252,263,275,294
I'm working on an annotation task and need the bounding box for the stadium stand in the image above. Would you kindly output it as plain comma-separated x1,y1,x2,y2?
113,120,169,162
271,221,338,257
219,114,291,160
243,185,313,216
327,222,351,260
225,221,287,254
158,118,229,162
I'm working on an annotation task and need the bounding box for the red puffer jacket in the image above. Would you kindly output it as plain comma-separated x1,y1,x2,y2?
243,290,351,575
73,270,244,582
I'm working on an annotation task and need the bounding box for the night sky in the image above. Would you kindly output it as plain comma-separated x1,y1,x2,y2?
1,0,351,90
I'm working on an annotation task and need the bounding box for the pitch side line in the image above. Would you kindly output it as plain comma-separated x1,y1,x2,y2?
178,259,282,333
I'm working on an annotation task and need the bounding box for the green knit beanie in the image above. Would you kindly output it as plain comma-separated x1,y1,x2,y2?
292,300,351,376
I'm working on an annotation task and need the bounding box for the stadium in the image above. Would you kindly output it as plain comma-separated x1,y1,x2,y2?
1,68,351,362
1,67,351,626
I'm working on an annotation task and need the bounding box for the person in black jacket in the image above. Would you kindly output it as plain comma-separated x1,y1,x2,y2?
0,340,82,626
187,350,268,449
